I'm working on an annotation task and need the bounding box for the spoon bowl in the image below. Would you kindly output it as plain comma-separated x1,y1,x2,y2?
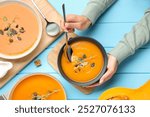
46,23,60,36
32,0,60,36
63,42,73,62
62,4,73,62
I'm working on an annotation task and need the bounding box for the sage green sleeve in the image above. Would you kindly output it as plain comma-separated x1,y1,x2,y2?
109,9,150,64
82,0,117,24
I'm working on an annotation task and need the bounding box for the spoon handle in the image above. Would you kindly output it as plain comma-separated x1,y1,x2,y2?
65,33,68,46
62,4,69,46
0,95,7,100
62,4,66,22
31,0,48,22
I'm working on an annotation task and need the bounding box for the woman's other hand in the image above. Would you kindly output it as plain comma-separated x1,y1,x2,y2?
86,54,118,88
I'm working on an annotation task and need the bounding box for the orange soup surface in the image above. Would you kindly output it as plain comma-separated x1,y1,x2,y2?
0,2,39,55
61,40,104,83
11,75,66,100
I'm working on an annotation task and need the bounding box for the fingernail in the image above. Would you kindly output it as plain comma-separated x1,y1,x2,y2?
64,30,69,32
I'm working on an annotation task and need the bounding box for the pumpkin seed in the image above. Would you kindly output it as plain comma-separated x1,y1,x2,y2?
33,92,38,96
19,27,25,33
91,63,95,68
83,54,87,59
3,16,8,22
10,28,17,35
9,38,13,43
0,30,4,35
4,27,9,31
17,36,22,41
74,64,78,67
16,25,19,28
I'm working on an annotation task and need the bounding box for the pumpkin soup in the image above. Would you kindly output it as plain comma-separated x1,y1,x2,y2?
0,2,39,55
61,40,104,83
10,74,66,100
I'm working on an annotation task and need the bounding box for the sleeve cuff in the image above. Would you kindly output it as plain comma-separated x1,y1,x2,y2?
82,0,117,25
109,43,133,64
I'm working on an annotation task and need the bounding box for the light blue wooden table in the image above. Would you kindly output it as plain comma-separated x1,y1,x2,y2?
0,0,150,100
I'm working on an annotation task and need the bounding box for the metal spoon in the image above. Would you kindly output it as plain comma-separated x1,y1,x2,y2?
62,4,73,62
0,95,7,100
32,0,60,36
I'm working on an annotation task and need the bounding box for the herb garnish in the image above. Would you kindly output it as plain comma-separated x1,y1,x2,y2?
73,54,96,73
0,16,26,43
32,89,60,100
78,58,83,62
73,54,88,73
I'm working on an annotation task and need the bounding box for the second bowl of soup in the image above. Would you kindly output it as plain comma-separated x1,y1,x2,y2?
58,36,108,86
0,0,42,59
9,73,67,100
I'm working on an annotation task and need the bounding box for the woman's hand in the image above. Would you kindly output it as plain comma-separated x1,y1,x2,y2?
86,54,118,88
61,14,92,32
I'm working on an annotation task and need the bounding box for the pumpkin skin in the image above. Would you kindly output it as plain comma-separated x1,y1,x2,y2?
99,80,150,100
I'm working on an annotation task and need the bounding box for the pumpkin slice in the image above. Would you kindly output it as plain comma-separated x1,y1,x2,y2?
99,80,150,100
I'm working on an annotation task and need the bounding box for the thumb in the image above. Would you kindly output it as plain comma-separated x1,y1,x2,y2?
99,69,113,84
